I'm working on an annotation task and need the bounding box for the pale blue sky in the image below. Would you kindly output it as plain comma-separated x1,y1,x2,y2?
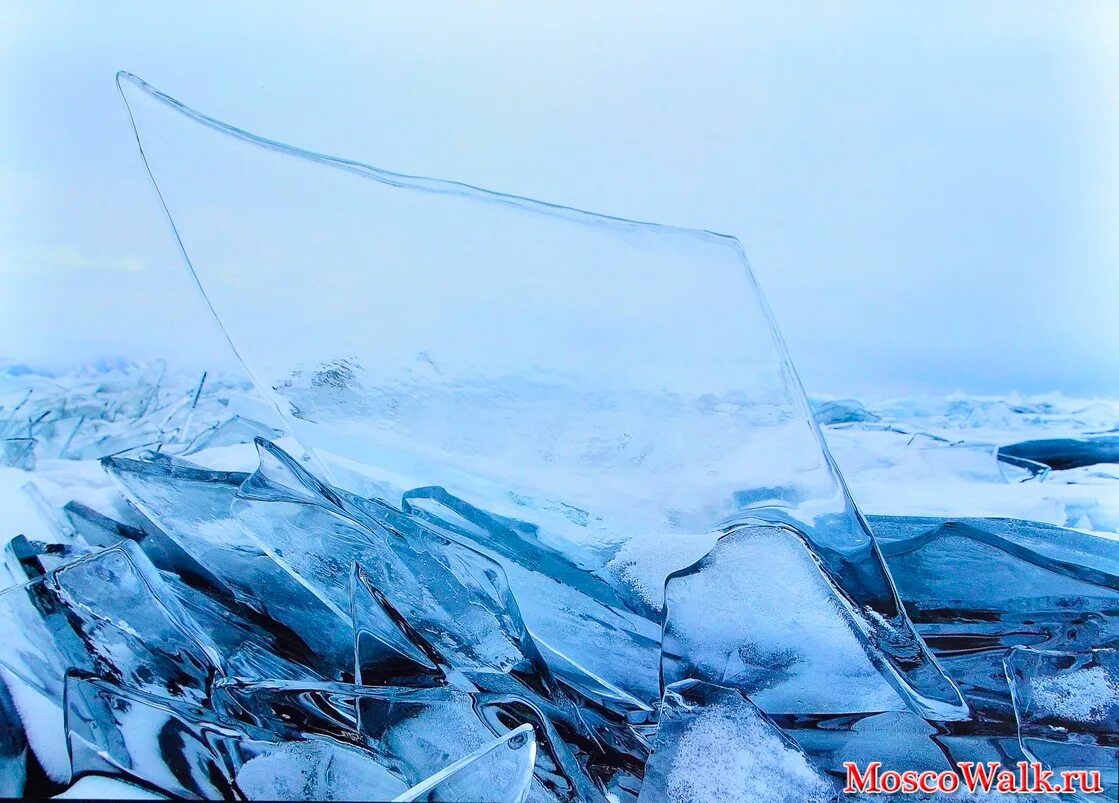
1,2,1116,395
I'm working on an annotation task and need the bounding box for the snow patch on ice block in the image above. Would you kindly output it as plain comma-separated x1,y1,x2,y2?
640,681,834,803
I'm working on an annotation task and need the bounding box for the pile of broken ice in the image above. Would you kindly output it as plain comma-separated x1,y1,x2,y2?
0,365,1116,801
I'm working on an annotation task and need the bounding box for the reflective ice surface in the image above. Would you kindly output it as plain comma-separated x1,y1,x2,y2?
0,541,220,701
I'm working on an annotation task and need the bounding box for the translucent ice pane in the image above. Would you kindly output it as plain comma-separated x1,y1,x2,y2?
62,500,320,679
235,439,550,689
876,517,1119,720
101,454,254,594
393,724,536,803
878,519,1119,618
117,73,961,718
0,541,220,701
351,563,444,688
1,439,35,470
66,673,241,798
105,452,353,674
46,544,221,700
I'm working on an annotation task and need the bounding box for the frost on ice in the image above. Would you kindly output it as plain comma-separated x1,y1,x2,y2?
639,681,835,803
1004,648,1118,792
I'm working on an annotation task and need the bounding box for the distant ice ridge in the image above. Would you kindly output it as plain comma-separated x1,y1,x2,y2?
0,361,281,468
809,394,1119,535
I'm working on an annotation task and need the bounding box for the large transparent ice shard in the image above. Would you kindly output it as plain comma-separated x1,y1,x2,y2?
102,454,256,592
236,439,553,692
117,72,962,718
351,563,444,688
638,680,836,803
62,497,321,680
393,724,536,803
104,452,353,674
0,540,220,701
65,673,241,798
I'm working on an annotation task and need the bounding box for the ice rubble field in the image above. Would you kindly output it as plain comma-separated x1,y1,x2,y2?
0,364,1117,801
810,395,1119,533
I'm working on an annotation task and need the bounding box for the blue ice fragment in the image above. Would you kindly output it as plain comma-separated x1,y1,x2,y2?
393,723,536,803
0,541,220,701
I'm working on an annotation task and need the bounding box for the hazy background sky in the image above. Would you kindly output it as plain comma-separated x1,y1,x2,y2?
1,2,1116,396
